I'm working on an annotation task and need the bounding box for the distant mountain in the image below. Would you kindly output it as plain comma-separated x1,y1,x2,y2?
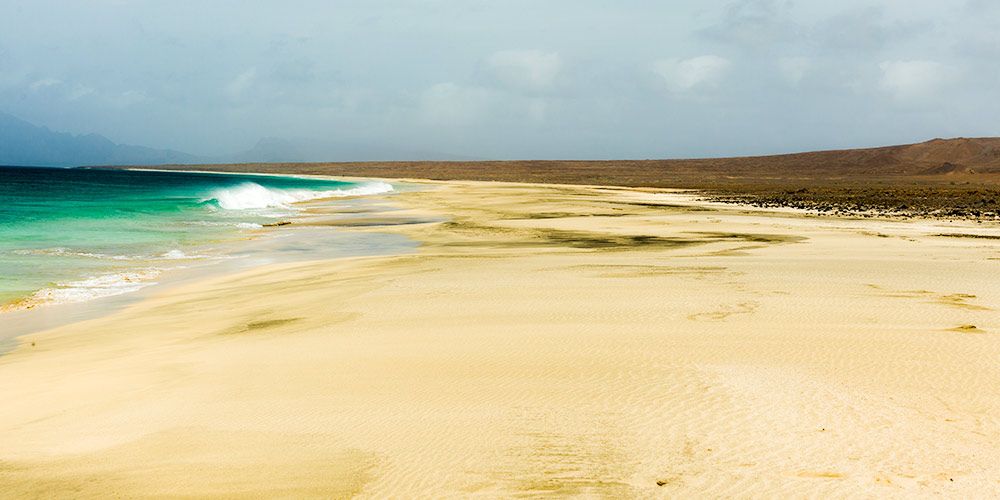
0,112,473,167
0,112,202,167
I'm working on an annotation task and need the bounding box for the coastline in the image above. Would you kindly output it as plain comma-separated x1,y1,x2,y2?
1,178,999,497
1,172,416,348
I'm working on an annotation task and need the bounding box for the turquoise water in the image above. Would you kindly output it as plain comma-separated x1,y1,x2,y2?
0,166,393,310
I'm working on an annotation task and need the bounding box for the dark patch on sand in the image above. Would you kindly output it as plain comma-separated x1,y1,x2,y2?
937,294,991,311
538,230,696,249
949,324,986,334
562,264,731,279
866,285,992,311
245,318,303,331
310,217,439,228
934,233,1000,240
504,212,633,220
219,312,358,336
687,301,759,321
688,231,806,245
859,231,893,238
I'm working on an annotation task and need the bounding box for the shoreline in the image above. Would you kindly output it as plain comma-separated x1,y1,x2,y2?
1,178,998,496
1,173,418,347
119,164,1000,221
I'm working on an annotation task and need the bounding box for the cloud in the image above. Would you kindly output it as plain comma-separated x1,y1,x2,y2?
778,56,810,85
704,3,922,57
651,55,731,92
701,0,798,48
2,1,997,159
226,68,257,99
114,90,147,108
526,98,547,123
814,7,927,54
30,78,63,91
22,77,138,107
419,82,496,126
487,50,561,91
878,60,958,101
68,85,95,101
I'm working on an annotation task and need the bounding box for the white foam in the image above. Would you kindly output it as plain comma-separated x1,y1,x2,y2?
182,220,265,229
14,247,208,262
203,181,393,211
15,247,140,261
28,269,162,306
160,249,207,260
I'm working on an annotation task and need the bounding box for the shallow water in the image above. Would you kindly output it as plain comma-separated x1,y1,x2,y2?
0,166,396,312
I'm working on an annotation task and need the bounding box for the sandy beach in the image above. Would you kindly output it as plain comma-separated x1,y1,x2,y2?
1,179,999,497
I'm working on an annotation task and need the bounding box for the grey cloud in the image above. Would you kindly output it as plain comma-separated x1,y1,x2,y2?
0,0,996,160
810,7,926,54
700,0,800,49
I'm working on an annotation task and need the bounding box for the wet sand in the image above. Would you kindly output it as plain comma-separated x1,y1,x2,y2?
1,180,999,497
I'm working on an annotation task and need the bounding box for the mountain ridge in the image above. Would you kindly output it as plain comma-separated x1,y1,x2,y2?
0,112,200,167
132,136,1000,186
0,112,473,167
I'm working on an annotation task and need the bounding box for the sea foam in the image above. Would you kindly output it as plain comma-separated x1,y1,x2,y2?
13,247,208,262
24,269,163,307
203,181,393,210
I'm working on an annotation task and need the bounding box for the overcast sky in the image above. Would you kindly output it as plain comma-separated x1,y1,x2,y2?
1,0,998,159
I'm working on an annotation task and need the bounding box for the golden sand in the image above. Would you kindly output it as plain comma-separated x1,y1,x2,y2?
1,180,998,497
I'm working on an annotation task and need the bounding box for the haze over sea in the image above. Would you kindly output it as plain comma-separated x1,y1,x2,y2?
0,166,393,311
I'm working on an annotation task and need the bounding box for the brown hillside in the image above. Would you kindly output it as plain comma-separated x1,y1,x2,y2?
107,137,1000,218
897,138,1000,168
126,137,1000,188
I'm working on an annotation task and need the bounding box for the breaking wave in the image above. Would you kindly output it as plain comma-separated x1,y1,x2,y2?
202,181,394,210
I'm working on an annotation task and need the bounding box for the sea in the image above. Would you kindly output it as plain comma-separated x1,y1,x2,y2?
0,166,399,314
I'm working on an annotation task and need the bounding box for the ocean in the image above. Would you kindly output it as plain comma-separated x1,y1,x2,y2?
0,166,395,312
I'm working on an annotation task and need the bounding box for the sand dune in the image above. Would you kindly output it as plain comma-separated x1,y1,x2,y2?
1,180,998,497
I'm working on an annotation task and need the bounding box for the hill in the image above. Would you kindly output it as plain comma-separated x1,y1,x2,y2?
0,112,469,167
0,112,200,167
131,137,1000,186
128,138,1000,218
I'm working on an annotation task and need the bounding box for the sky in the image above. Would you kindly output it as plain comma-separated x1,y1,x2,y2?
1,0,998,160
